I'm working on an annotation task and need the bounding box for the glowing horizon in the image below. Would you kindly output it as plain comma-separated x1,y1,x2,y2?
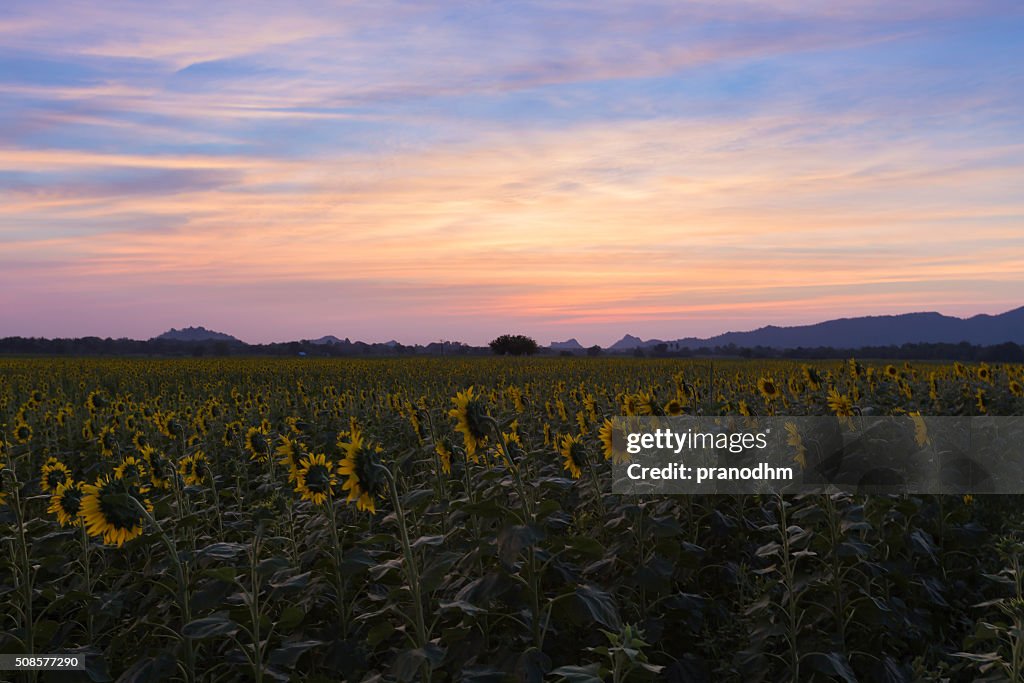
2,1,1023,346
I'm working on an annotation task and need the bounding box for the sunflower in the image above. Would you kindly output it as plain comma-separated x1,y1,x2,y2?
223,421,242,447
276,435,304,483
284,416,301,435
178,452,209,487
40,457,72,493
664,399,685,416
501,429,526,466
634,391,657,416
245,426,271,462
785,422,807,470
99,424,117,457
598,418,623,464
555,398,568,421
909,412,929,447
757,377,781,401
803,365,823,390
114,455,149,489
977,364,991,383
976,389,988,414
81,475,151,547
558,433,587,479
826,388,855,427
140,445,171,491
131,431,149,451
295,453,336,506
337,426,386,514
1010,380,1024,398
49,480,86,527
884,365,899,379
622,394,640,416
448,387,491,461
435,437,454,475
86,391,106,412
14,420,33,444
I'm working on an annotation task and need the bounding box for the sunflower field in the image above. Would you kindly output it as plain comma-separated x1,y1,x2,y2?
2,357,1024,682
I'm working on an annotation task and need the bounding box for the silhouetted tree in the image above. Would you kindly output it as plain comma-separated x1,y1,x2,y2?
489,334,539,356
587,345,602,357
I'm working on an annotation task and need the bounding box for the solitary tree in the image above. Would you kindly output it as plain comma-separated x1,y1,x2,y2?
489,334,539,356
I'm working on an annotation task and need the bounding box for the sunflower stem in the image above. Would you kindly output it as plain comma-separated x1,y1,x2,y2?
130,495,196,683
484,417,542,650
3,456,36,681
79,522,95,645
248,527,265,683
376,464,430,676
324,490,350,636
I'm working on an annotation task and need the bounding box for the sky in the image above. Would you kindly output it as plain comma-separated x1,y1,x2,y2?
1,1,1023,346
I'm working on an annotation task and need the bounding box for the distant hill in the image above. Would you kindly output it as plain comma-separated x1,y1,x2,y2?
609,307,1024,350
309,335,347,345
549,338,584,351
609,334,659,351
154,326,240,343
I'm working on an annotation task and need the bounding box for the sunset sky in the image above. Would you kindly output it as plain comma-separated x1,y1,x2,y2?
2,1,1023,346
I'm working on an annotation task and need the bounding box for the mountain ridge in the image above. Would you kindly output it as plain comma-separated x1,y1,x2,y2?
613,307,1024,350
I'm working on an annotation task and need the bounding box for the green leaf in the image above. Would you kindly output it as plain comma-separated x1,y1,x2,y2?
804,652,857,683
268,571,312,591
438,600,487,616
277,605,305,631
564,536,604,559
268,640,322,668
366,620,395,646
190,579,234,612
497,524,544,568
573,585,621,630
197,542,247,560
393,644,446,682
411,534,445,549
256,557,290,577
515,647,551,683
550,664,604,683
182,615,240,639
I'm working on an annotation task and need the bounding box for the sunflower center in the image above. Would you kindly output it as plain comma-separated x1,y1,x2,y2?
353,448,386,497
304,464,330,492
465,401,489,440
97,481,143,530
569,442,587,467
61,488,83,516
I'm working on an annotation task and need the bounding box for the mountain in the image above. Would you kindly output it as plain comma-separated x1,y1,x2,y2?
609,334,662,351
154,326,239,342
309,335,347,345
549,338,584,350
610,307,1024,350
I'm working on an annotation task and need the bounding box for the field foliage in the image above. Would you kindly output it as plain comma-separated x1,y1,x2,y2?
2,357,1024,682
